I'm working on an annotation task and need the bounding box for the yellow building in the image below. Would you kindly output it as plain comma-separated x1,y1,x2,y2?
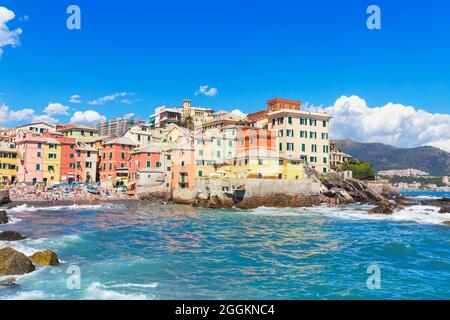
279,156,305,180
43,138,61,186
60,125,99,143
0,143,19,186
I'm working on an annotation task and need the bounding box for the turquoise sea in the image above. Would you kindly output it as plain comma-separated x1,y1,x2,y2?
1,191,449,300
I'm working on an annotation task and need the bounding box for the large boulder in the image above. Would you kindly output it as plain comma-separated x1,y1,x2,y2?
368,203,394,215
442,221,450,226
0,231,27,241
0,190,11,206
30,250,60,266
0,247,35,275
0,210,8,224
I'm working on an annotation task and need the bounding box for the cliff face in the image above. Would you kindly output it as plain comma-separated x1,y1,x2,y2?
334,139,450,176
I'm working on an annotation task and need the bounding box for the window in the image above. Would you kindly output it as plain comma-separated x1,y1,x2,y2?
49,153,56,159
287,143,294,151
309,119,317,126
198,150,203,156
323,157,328,164
250,137,254,144
70,154,74,159
146,161,151,168
300,131,307,138
288,117,292,124
87,151,91,157
310,156,317,163
37,152,42,157
109,164,112,170
286,129,294,137
37,143,42,149
279,143,283,151
323,167,327,173
279,160,283,166
217,139,221,146
70,145,75,149
301,144,306,152
300,118,306,125
323,145,329,153
121,152,125,159
258,159,264,165
311,144,317,153
321,133,329,140
278,130,284,137
228,141,232,147
309,132,317,139
198,170,203,177
36,164,41,171
323,120,327,128
156,162,161,168
216,151,221,158
272,119,276,126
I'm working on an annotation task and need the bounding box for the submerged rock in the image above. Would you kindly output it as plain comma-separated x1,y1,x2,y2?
439,207,450,214
442,221,450,226
30,250,60,266
0,278,16,288
0,231,27,241
421,197,450,207
0,210,8,224
0,190,11,206
0,247,35,275
368,203,394,215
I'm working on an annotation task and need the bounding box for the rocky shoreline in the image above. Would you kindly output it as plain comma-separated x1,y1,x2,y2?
0,191,61,285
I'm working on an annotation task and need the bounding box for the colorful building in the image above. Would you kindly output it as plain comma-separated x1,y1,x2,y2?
99,137,138,187
0,143,18,186
42,137,61,186
15,130,46,185
128,145,165,193
167,142,195,190
59,125,99,143
73,142,97,183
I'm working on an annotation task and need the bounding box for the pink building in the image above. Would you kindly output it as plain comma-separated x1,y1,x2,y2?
15,130,46,185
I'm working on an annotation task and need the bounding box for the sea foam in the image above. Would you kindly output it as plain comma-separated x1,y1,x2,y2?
84,282,154,300
249,204,450,226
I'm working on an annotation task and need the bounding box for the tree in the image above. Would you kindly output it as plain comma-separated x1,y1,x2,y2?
180,115,194,130
339,160,375,181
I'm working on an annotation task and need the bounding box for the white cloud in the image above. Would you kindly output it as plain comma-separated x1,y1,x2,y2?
70,110,106,124
88,92,134,106
0,6,23,58
70,95,81,104
326,95,450,152
195,85,218,97
0,103,34,123
31,114,59,124
231,109,247,118
44,102,70,115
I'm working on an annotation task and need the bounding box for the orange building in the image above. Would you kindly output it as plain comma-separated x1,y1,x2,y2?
236,127,276,154
247,98,302,122
99,137,138,186
127,145,165,194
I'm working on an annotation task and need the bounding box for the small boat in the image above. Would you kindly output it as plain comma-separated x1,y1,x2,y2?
87,187,101,196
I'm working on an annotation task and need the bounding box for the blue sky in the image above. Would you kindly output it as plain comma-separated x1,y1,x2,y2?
0,0,449,149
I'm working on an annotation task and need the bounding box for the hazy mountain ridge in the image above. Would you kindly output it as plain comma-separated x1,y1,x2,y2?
334,139,450,176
